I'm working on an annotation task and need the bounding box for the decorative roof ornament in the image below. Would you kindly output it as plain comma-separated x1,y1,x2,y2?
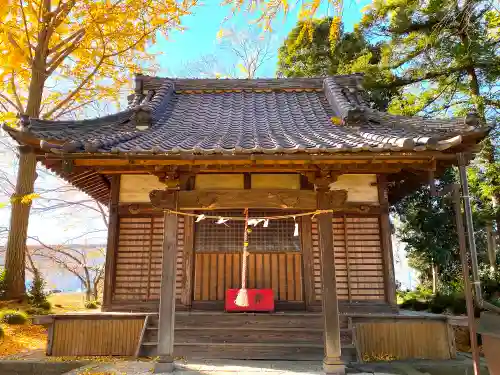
324,78,367,126
131,105,152,130
464,112,482,128
19,114,31,132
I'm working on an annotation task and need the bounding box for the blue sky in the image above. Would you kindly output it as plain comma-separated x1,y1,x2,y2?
151,0,372,77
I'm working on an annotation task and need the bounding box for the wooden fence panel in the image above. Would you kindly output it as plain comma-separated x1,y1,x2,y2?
51,318,143,356
356,320,453,360
193,252,303,301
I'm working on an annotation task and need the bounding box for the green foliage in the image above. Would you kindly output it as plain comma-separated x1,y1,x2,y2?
479,266,500,301
35,300,52,311
27,270,49,307
277,17,399,110
25,307,50,316
84,300,99,309
398,288,468,315
393,169,462,287
1,310,28,325
0,269,6,300
359,0,500,233
359,0,499,117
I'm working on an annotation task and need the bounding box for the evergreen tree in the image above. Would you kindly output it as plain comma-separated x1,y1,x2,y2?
359,0,500,231
277,18,399,111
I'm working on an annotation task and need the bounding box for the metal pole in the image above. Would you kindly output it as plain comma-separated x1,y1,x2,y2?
457,153,482,302
452,185,480,375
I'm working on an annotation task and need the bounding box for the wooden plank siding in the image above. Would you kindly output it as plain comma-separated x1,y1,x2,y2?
113,216,185,303
193,252,303,302
355,320,453,361
51,318,144,356
312,215,385,302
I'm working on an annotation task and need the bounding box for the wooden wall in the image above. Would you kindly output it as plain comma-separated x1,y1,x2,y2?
51,318,143,356
113,215,185,303
311,215,385,303
355,320,455,361
193,252,303,302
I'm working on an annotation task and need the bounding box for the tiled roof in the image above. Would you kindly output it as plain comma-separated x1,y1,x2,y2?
4,74,488,155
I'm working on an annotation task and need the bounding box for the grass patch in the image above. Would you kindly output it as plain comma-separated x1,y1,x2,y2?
48,293,101,313
84,301,99,309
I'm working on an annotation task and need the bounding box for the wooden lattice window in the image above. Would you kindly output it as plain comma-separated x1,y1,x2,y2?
194,210,301,253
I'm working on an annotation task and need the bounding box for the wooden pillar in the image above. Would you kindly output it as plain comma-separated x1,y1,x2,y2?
377,175,397,308
152,190,178,373
301,216,315,310
317,186,345,375
102,175,120,311
181,213,195,308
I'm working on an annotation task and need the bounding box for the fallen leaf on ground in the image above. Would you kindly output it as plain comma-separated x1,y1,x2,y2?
0,323,47,357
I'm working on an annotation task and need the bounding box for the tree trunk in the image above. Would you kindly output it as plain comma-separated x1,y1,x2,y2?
486,223,497,271
5,152,38,300
459,30,500,232
4,50,46,299
85,285,92,302
432,264,438,294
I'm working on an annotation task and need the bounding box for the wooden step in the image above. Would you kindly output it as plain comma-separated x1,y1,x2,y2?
138,313,356,361
144,327,352,346
149,313,349,330
171,343,357,361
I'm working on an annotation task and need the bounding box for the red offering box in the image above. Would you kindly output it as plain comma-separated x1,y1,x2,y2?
225,288,275,312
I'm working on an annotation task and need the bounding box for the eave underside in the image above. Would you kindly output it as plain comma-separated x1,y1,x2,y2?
38,147,474,205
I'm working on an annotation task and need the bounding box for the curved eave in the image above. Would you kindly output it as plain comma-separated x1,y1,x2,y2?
4,118,489,158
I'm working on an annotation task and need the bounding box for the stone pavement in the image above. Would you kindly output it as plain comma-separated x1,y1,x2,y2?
63,356,490,375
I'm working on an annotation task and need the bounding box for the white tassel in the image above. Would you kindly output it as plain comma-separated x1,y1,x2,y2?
248,218,264,227
293,216,299,236
263,219,269,228
216,217,229,225
195,214,206,222
235,288,249,307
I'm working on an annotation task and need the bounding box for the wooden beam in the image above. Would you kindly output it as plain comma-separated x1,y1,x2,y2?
378,174,397,308
95,162,433,175
317,184,345,375
152,189,318,210
57,150,459,163
102,175,120,311
300,215,315,310
154,190,178,373
118,202,383,216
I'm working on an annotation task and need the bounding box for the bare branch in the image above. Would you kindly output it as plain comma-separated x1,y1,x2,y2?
0,93,20,112
19,0,34,62
10,72,24,113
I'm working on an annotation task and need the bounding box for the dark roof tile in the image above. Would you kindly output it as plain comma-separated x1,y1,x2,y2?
5,75,487,155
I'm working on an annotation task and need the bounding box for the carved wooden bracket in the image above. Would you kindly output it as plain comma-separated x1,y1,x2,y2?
302,168,342,190
327,190,348,207
151,166,181,188
150,189,177,209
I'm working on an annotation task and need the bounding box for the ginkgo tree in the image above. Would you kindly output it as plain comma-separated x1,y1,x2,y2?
0,0,343,300
0,0,198,299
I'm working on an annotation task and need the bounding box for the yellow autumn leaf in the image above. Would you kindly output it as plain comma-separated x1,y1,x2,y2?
216,28,226,39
